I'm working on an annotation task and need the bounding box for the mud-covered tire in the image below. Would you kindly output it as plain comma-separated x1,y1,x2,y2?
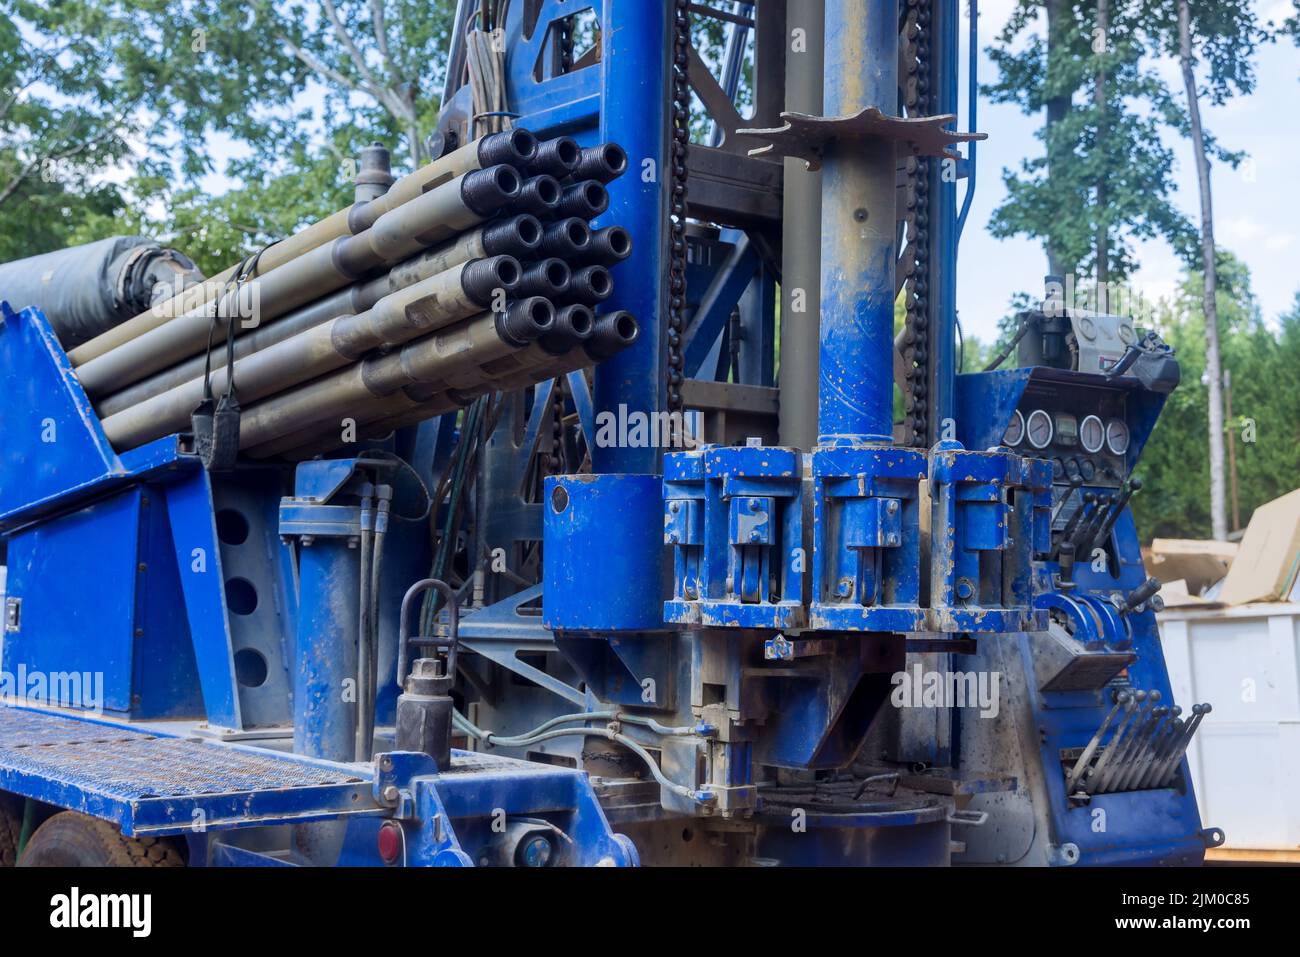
18,811,185,867
0,792,22,866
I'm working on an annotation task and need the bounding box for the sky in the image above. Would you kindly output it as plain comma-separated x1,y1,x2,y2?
954,0,1300,344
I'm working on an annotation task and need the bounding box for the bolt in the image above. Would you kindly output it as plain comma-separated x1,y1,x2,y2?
382,785,399,803
749,499,761,512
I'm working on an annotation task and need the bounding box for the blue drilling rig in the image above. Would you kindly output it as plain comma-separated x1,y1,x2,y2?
0,0,1218,868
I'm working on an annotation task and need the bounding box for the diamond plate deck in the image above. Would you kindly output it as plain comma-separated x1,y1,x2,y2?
0,704,380,835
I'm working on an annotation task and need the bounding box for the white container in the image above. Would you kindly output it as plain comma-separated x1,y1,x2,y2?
1158,602,1300,860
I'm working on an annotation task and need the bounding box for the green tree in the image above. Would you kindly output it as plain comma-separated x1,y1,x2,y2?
2,1,458,270
1132,260,1300,540
0,1,154,259
985,0,1195,283
1138,0,1271,540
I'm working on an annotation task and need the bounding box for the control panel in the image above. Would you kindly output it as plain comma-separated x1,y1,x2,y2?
999,380,1129,490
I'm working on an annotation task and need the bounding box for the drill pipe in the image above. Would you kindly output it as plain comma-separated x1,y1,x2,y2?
516,258,571,299
539,218,592,259
527,136,582,179
571,143,629,184
235,299,555,450
258,309,638,461
68,129,538,365
572,226,632,267
488,310,639,391
513,175,562,218
555,180,609,220
94,214,544,418
558,265,613,306
260,308,596,461
100,256,520,451
77,165,523,397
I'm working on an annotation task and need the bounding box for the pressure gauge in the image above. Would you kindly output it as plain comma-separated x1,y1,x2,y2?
1002,409,1025,447
1026,409,1054,449
1080,414,1105,454
1106,418,1131,456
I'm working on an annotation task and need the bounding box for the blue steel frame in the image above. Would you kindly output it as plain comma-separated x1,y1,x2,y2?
956,367,1209,864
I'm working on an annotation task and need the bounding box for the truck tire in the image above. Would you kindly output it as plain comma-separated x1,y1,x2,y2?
0,792,21,866
18,812,185,867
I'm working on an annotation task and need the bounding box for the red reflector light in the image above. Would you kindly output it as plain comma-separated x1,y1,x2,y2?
378,821,403,865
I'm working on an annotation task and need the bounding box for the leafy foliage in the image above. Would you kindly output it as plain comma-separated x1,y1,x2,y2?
984,0,1196,279
1133,257,1300,538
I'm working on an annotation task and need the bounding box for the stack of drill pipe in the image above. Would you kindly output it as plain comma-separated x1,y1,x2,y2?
67,128,540,365
95,214,547,419
252,304,630,461
77,162,526,397
94,133,638,460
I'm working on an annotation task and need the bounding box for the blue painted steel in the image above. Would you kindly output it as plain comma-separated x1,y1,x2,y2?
0,704,638,865
809,444,929,631
591,0,669,473
681,235,762,376
663,445,806,629
367,749,638,867
457,584,588,706
500,0,603,139
758,818,952,866
0,303,185,530
542,473,668,631
281,461,364,762
817,0,898,445
565,368,596,450
2,485,202,718
956,361,1207,864
926,440,1051,632
955,0,979,241
163,470,245,730
164,468,299,731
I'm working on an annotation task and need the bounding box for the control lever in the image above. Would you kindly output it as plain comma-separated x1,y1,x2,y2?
1051,475,1083,526
1094,477,1141,545
1056,493,1096,558
1106,331,1170,380
1057,542,1077,590
1074,494,1114,555
1105,343,1143,378
1117,576,1163,614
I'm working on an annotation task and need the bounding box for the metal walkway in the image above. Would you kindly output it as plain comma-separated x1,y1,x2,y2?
0,704,382,836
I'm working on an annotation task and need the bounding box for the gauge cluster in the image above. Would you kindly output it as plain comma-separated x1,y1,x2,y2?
998,384,1130,487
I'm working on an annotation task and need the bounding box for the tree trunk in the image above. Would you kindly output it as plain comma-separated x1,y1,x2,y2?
1045,0,1073,277
1094,0,1109,300
1178,0,1228,540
